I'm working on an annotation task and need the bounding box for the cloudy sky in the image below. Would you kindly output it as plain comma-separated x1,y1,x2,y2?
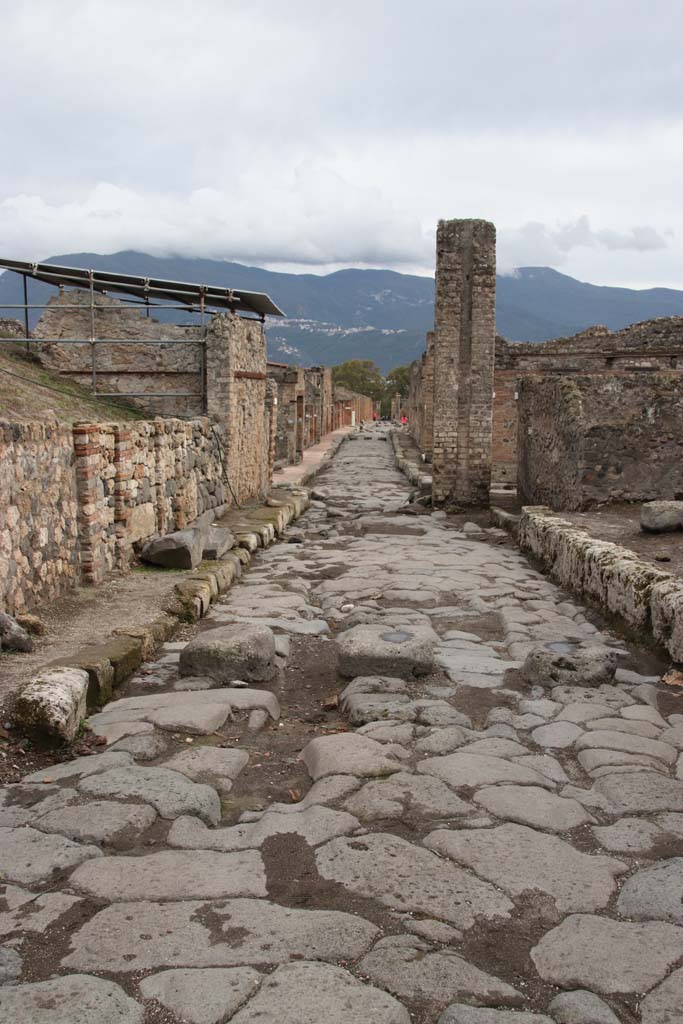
1,0,682,287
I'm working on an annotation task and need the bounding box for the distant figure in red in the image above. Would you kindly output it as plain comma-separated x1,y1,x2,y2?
372,411,378,421
401,414,408,427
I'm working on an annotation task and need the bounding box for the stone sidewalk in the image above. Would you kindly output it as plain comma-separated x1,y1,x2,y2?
1,427,682,1023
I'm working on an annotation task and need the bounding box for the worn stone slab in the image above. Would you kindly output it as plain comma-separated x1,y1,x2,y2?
78,766,221,825
358,936,521,1010
0,825,102,885
473,785,595,831
0,885,81,937
592,818,665,854
168,805,359,851
439,1009,554,1024
557,702,615,724
148,703,233,735
418,753,555,791
161,747,249,794
230,961,410,1024
462,738,529,758
358,721,417,745
336,624,436,678
179,624,277,683
139,968,260,1024
531,721,583,749
585,716,663,738
301,733,404,780
0,975,144,1023
316,832,513,929
415,726,471,755
69,849,266,900
640,966,683,1024
593,772,683,813
34,800,157,844
616,858,683,924
577,748,669,775
548,990,621,1024
576,730,677,765
23,751,134,783
531,914,683,993
110,731,169,760
63,898,379,970
512,754,568,785
0,784,78,827
344,772,471,821
425,824,625,914
0,945,22,985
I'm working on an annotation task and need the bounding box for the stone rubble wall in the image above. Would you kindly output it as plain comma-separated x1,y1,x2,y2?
0,419,81,615
267,364,334,469
517,372,683,510
519,505,683,662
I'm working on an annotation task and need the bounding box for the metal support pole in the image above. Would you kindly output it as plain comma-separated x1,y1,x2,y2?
89,271,97,394
200,290,207,414
22,276,29,353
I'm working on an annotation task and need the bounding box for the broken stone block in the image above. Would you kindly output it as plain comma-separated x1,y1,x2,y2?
142,528,204,569
14,667,89,741
202,526,235,560
179,624,277,684
0,611,33,652
641,500,683,533
521,644,617,688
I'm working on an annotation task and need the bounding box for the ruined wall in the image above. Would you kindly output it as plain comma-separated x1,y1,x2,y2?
518,372,683,510
407,331,434,456
267,363,305,467
432,219,496,505
332,388,373,428
0,420,80,614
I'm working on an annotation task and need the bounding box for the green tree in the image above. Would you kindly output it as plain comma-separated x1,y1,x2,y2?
385,364,410,398
331,359,384,402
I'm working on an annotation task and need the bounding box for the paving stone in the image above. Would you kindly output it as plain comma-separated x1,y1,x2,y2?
179,624,277,683
439,1009,554,1024
161,746,248,794
358,936,521,1010
315,832,513,929
617,857,683,924
640,966,683,1024
33,800,157,844
78,766,221,825
336,624,436,678
655,812,683,835
301,733,404,780
109,731,169,760
425,824,625,913
576,730,677,765
577,748,669,775
519,698,559,719
147,702,233,735
585,716,663,738
592,818,665,853
358,721,417,744
473,785,595,831
531,914,683,993
230,961,410,1024
548,990,621,1024
659,724,683,750
23,750,133,783
512,754,568,785
462,738,529,758
63,898,379,970
0,825,102,884
168,805,360,850
0,885,81,937
139,967,261,1024
89,719,155,744
0,975,144,1023
344,771,471,821
621,704,668,727
0,783,78,827
340,676,410,699
418,752,555,791
593,772,683,813
557,702,614,724
531,721,583,748
403,918,463,944
415,726,471,754
0,945,22,984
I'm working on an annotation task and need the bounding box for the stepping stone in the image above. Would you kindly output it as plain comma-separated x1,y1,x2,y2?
148,703,233,735
63,898,379,971
33,800,156,844
358,936,521,1011
179,624,277,683
336,624,436,678
0,784,78,827
69,849,266,900
593,773,683,813
161,747,249,794
417,753,555,791
344,772,471,821
548,990,621,1024
617,858,683,924
473,785,595,831
0,975,143,1023
0,826,102,885
522,645,617,687
439,1009,554,1024
425,824,625,914
168,806,359,851
0,885,81,937
576,731,677,765
640,966,683,1024
230,961,410,1024
23,750,133,783
301,733,404,780
315,833,513,929
140,968,260,1024
592,818,665,854
531,914,683,993
78,766,221,825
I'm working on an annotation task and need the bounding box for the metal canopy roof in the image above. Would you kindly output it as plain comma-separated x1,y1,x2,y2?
0,257,285,318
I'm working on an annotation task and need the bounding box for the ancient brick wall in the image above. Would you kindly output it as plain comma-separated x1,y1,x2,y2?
0,420,80,614
432,219,496,506
518,372,683,510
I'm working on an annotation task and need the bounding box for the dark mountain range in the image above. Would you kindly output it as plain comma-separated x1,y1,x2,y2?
1,251,682,373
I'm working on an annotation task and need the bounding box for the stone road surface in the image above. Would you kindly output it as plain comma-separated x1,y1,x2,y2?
1,428,683,1023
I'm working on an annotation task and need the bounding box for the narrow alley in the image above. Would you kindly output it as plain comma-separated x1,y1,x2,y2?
1,428,682,1024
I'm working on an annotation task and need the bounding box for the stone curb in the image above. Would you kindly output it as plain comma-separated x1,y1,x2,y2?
518,506,683,663
389,430,432,493
490,506,521,540
12,486,310,741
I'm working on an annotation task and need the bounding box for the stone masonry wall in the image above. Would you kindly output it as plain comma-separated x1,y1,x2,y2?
0,420,80,615
517,372,683,510
432,219,496,505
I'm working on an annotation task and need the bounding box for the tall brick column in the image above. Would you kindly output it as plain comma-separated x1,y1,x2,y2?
432,219,496,506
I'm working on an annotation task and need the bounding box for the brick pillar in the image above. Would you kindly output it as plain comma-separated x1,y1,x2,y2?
432,219,496,506
113,426,133,568
72,422,105,584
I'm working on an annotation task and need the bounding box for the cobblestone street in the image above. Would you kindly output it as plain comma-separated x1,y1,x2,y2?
2,429,682,1023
